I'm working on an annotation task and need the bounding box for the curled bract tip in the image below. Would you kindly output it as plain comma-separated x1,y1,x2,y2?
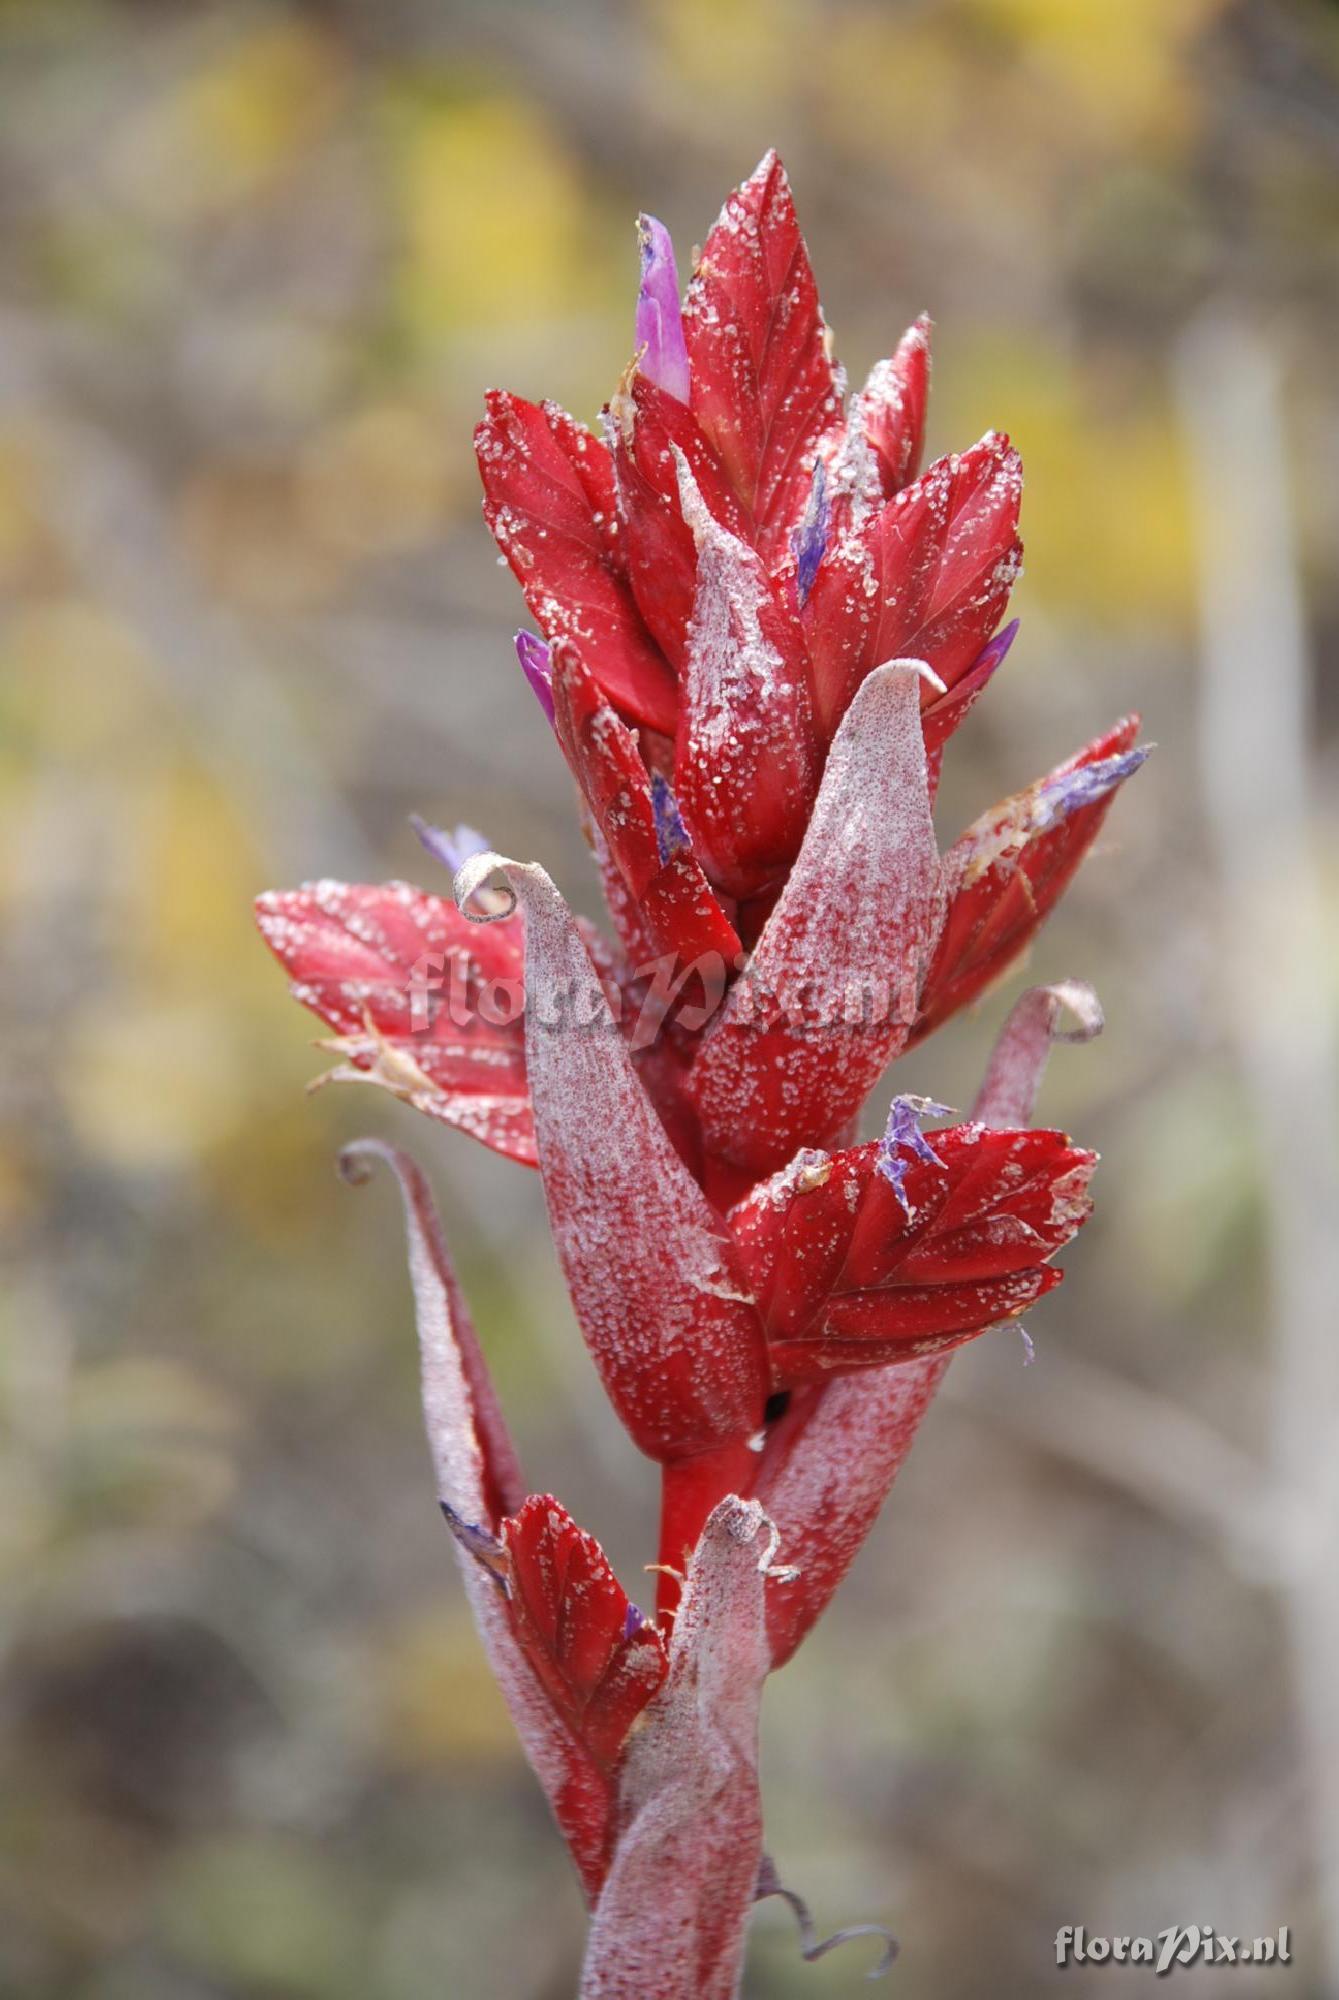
712,1493,770,1548
973,980,1105,1129
454,849,520,924
1042,978,1104,1044
872,654,947,697
754,1855,898,1980
337,1136,396,1187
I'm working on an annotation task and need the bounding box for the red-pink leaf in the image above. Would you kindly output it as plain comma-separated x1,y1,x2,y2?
687,662,945,1176
682,152,843,565
255,881,535,1166
476,390,679,734
341,1144,614,1895
754,1363,946,1667
502,1495,667,1771
455,851,769,1462
673,462,820,900
580,1498,774,2000
804,432,1022,739
912,717,1146,1046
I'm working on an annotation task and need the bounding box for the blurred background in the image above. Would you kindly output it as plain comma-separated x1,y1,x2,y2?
2,0,1338,1994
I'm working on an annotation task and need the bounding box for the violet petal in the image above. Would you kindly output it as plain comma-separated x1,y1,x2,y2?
972,615,1020,680
411,816,491,875
635,214,691,405
650,771,691,864
439,1501,510,1589
1033,745,1150,831
514,630,556,725
790,459,829,607
875,1093,955,1216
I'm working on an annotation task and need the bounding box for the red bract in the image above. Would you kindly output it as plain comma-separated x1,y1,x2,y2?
730,1116,1095,1383
681,150,842,562
453,848,771,1469
476,390,679,734
497,1496,668,1770
255,880,535,1165
685,660,944,1179
833,315,932,512
672,462,820,899
257,155,1147,1997
550,638,742,967
803,429,1023,739
913,717,1147,1042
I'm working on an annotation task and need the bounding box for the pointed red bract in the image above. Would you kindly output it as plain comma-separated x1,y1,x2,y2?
551,641,741,968
456,852,769,1462
580,1498,773,2000
255,881,535,1166
682,152,843,564
674,469,819,899
755,1362,946,1668
476,390,679,734
859,315,932,495
825,316,932,539
730,1122,1094,1385
804,432,1023,740
610,372,749,669
502,1496,667,1770
344,1145,615,1897
687,663,944,1175
912,716,1144,1044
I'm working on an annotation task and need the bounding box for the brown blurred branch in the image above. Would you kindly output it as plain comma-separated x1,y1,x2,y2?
1178,308,1339,1982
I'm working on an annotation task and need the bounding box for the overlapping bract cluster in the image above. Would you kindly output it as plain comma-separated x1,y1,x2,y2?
256,154,1144,1985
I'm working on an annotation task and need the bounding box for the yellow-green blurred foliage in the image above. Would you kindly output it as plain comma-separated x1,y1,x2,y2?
1,2,1337,1996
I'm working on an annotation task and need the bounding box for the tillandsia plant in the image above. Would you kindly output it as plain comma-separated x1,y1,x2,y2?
256,154,1147,1997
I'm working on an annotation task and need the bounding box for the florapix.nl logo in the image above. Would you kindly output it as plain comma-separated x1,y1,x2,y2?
405,946,923,1055
1056,1926,1291,1974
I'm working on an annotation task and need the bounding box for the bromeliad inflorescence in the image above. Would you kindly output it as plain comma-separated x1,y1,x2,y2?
256,153,1146,1999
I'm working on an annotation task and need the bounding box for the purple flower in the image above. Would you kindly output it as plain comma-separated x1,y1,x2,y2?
875,1094,956,1215
1033,746,1151,832
650,772,691,864
636,214,691,405
791,460,829,607
515,630,555,724
973,615,1020,682
411,817,491,875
